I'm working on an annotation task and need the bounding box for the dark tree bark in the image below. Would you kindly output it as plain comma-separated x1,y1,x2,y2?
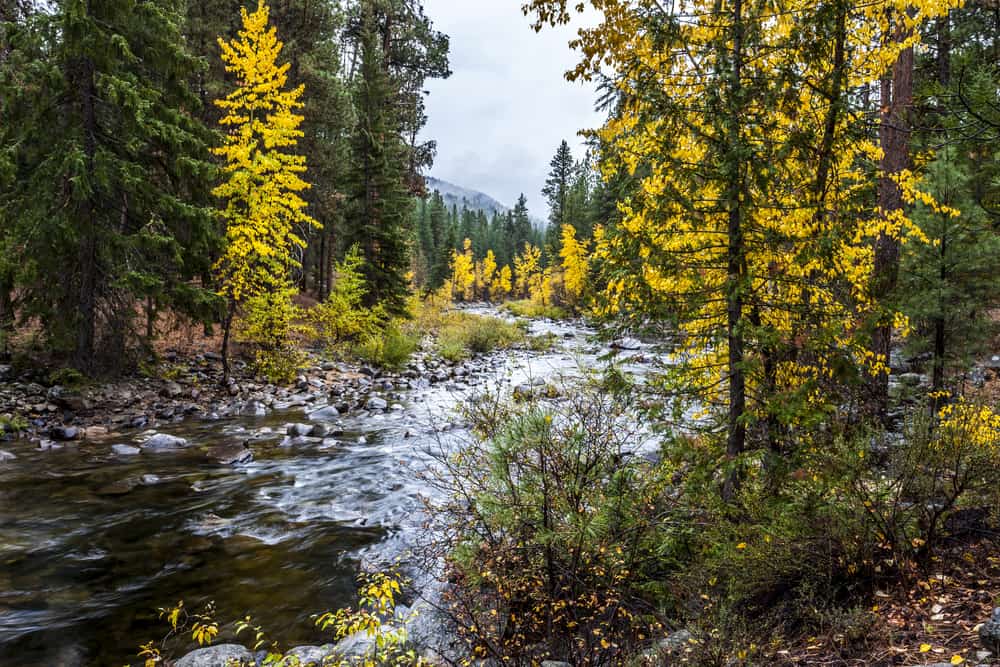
72,54,99,373
869,12,914,420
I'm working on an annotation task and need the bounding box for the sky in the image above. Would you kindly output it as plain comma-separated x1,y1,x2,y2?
419,1,604,220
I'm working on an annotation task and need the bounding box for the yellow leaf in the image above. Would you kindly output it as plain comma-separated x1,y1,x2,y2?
951,656,964,665
920,644,931,653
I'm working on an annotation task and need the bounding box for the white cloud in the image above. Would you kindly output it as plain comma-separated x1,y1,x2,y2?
419,1,604,220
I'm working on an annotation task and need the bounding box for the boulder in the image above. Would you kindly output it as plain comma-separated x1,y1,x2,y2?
281,645,338,666
208,442,253,465
287,423,313,437
332,631,376,659
307,405,341,421
111,444,141,456
161,381,184,398
365,396,388,412
238,400,267,417
141,433,188,452
980,607,1000,654
51,425,80,441
611,337,642,351
173,644,254,667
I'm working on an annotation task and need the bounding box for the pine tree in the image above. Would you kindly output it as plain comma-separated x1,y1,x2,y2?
0,0,217,371
542,140,575,257
344,1,413,316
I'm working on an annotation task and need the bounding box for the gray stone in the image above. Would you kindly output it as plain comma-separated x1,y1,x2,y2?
111,444,141,456
541,662,572,667
141,433,188,451
365,396,388,411
239,400,267,417
308,423,332,438
0,364,11,381
37,440,63,451
0,449,17,462
980,607,1000,654
209,442,253,465
331,631,375,659
161,381,184,398
281,644,338,665
140,474,161,486
611,337,642,351
174,644,254,667
287,423,313,437
96,478,137,496
51,425,80,441
308,405,340,421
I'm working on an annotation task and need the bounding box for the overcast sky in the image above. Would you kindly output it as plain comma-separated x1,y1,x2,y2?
419,1,603,219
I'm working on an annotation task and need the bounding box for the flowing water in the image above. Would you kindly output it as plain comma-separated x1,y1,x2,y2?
0,316,658,666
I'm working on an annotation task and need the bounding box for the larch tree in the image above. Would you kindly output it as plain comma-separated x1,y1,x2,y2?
559,224,589,309
213,0,318,378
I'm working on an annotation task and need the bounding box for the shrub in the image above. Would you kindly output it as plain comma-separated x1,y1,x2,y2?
47,366,86,388
310,246,386,348
353,322,419,370
427,375,672,665
235,286,307,384
434,312,524,362
502,299,568,320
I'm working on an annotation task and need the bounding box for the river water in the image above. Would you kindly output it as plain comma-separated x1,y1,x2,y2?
0,315,665,666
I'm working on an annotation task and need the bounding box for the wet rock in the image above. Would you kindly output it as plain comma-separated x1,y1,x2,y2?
174,644,253,667
308,405,341,421
283,645,338,665
83,425,110,440
390,403,405,412
96,478,137,496
238,400,267,417
287,423,313,437
365,396,388,412
37,439,62,451
980,607,1000,654
140,474,161,486
161,381,183,398
111,444,141,456
611,337,642,351
51,425,80,441
541,662,572,667
308,423,332,438
0,364,11,381
141,433,188,452
320,437,341,448
332,631,376,659
208,442,253,465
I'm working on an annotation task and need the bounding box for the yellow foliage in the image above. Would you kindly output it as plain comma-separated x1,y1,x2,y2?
513,243,541,300
492,264,513,302
213,0,319,303
479,250,497,301
559,224,590,306
450,239,476,302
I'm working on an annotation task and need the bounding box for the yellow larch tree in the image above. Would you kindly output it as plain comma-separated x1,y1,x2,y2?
559,224,589,308
213,0,319,377
492,265,513,302
479,250,497,301
450,238,476,302
513,242,541,300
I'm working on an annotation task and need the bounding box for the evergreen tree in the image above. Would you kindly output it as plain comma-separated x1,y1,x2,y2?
0,0,217,371
541,140,575,256
344,2,412,315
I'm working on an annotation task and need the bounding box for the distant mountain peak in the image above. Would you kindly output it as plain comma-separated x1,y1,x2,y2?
425,177,510,218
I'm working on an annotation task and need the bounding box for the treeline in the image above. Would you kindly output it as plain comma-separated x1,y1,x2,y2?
0,0,449,372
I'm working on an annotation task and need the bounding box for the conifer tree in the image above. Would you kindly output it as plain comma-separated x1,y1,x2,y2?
0,0,216,371
344,2,413,315
542,140,575,256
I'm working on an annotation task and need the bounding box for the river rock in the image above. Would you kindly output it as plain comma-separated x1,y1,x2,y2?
308,405,341,421
0,364,11,381
141,433,188,451
611,337,642,351
51,425,80,441
141,474,161,485
161,381,184,398
541,662,572,667
287,423,313,437
0,449,16,462
238,399,267,417
174,644,253,667
96,478,137,496
111,444,141,456
282,644,338,665
37,439,62,451
209,442,253,465
980,607,1000,653
308,423,332,438
332,630,376,659
365,396,388,412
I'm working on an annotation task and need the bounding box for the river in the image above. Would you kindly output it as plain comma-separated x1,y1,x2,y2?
0,314,665,666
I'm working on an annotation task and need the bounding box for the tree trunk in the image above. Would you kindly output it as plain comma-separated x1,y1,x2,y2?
220,299,235,384
73,54,99,374
0,274,12,360
723,0,747,502
869,13,914,421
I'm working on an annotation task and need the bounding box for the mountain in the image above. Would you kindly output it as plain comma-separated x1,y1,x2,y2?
425,177,510,218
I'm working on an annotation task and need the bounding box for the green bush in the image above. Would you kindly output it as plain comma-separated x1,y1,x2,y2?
434,312,524,362
428,375,671,665
47,366,86,388
310,246,386,348
235,286,307,384
502,299,569,320
353,322,419,370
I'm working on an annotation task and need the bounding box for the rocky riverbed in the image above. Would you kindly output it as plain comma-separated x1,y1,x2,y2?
0,312,664,666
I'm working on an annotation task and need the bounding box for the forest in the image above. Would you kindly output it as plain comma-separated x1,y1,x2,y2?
2,0,1000,665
